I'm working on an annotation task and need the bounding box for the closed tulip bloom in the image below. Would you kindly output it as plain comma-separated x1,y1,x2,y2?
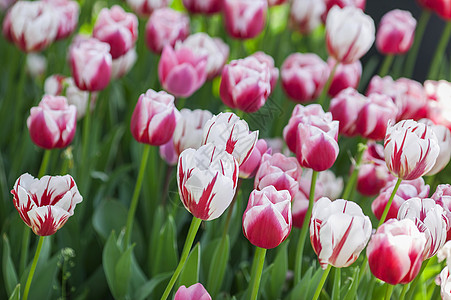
310,197,372,269
251,51,279,92
323,0,365,19
26,53,47,79
432,185,451,241
427,0,451,20
327,58,362,97
243,186,292,249
426,80,451,131
254,153,302,199
438,266,451,300
376,9,416,55
130,89,177,145
11,173,83,236
223,0,267,39
290,0,325,35
384,120,440,180
126,0,171,17
159,138,178,166
182,0,222,14
69,37,112,91
145,8,190,54
43,0,79,40
177,143,239,220
239,139,271,179
281,53,329,103
27,95,76,149
268,0,287,6
220,56,271,113
398,197,450,259
174,283,212,300
93,5,138,59
111,47,137,79
355,93,398,140
173,109,213,156
158,45,207,98
202,112,258,166
367,218,426,285
326,6,375,64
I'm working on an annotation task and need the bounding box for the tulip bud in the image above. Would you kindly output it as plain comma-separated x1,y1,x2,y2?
223,0,267,39
426,80,451,131
158,45,207,98
367,218,426,285
220,56,271,113
376,9,416,55
239,139,271,179
281,53,329,103
27,95,76,149
325,6,375,64
327,58,362,97
182,0,222,14
384,120,440,180
202,112,258,166
11,173,83,236
310,197,372,269
251,51,279,92
174,283,212,300
43,0,79,40
177,143,239,220
243,186,292,249
130,89,177,146
126,0,171,17
329,88,367,137
290,0,325,35
111,47,137,79
145,8,190,54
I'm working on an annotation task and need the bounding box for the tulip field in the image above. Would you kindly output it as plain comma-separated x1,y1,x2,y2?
2,0,451,299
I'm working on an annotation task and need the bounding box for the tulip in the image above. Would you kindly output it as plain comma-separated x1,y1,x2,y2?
223,0,267,39
426,0,451,20
174,283,212,300
384,119,440,180
438,266,451,300
376,9,416,55
26,53,47,79
145,8,190,54
11,173,83,236
329,88,367,137
398,197,449,259
310,197,372,269
426,80,451,132
93,5,138,59
220,56,271,113
437,241,451,267
43,0,79,40
372,178,430,221
182,0,222,14
130,89,177,146
239,139,271,179
176,33,229,80
325,6,375,64
111,47,137,79
202,112,258,166
281,53,329,103
173,108,213,156
27,95,76,149
125,0,171,17
319,170,344,200
250,51,279,92
367,218,426,285
292,170,324,228
158,45,207,98
432,184,451,241
243,186,292,249
323,0,365,21
177,143,239,220
0,0,15,11
268,0,287,6
327,58,362,97
290,0,325,35
159,138,178,166
69,37,112,91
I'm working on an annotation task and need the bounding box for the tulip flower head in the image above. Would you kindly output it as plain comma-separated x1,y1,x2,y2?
432,184,451,241
376,9,416,55
239,139,271,179
174,283,212,300
438,266,451,300
419,119,451,176
111,47,137,79
182,0,222,14
126,0,171,17
426,80,451,131
250,51,279,92
43,0,79,41
223,0,268,39
327,58,362,97
290,0,326,35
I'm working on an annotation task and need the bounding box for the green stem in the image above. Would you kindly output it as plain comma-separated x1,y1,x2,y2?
317,62,339,108
313,265,332,300
23,236,45,300
80,92,92,192
294,170,319,284
399,284,409,300
428,21,451,79
123,144,151,247
385,284,394,300
332,268,341,300
404,10,431,77
406,259,430,300
38,150,52,178
378,178,403,227
160,217,202,300
19,226,31,274
379,55,394,77
249,247,267,300
342,143,367,199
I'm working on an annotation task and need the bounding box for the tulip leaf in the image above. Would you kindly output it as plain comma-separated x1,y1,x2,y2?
268,240,288,299
332,268,341,300
93,198,128,241
103,232,122,300
343,267,360,300
150,215,178,276
289,265,324,300
149,205,165,274
134,272,171,300
114,245,134,300
177,243,201,288
2,234,18,296
8,284,20,300
207,234,230,297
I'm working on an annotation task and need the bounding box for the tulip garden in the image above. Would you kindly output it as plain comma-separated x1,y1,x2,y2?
2,0,451,299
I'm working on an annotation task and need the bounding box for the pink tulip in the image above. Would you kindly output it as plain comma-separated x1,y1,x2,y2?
426,80,451,132
384,119,440,180
327,58,362,97
159,138,178,166
43,0,79,40
425,0,451,20
177,143,239,220
290,0,325,34
281,53,329,103
239,139,271,179
376,9,416,55
11,173,83,236
182,0,222,14
243,186,292,249
111,47,137,79
130,89,177,146
158,45,207,98
26,53,47,79
27,95,76,149
268,0,287,6
145,8,190,54
174,283,212,300
223,0,267,39
251,51,279,92
0,0,15,11
432,185,451,241
367,218,426,285
69,37,112,91
220,56,271,113
329,88,367,137
310,197,372,269
125,0,170,17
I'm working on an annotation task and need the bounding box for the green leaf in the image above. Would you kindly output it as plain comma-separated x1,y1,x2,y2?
149,206,165,274
134,272,172,300
114,245,134,300
289,265,324,300
151,215,178,276
2,234,18,296
102,232,122,300
332,268,341,300
268,240,288,300
177,243,201,288
8,284,20,300
20,253,59,300
343,267,360,300
93,199,128,240
207,234,230,297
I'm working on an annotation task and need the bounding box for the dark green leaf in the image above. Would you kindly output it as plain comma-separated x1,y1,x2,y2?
114,245,134,300
268,240,288,299
151,215,178,276
177,243,201,288
134,272,172,300
93,199,128,240
207,234,230,297
2,234,18,296
8,284,20,300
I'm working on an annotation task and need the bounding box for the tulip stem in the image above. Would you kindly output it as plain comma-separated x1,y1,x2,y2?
317,62,338,108
249,247,267,300
23,236,45,300
19,226,31,274
294,170,319,284
377,177,402,227
124,144,151,247
80,92,92,193
405,259,430,300
379,55,394,77
385,284,394,300
428,21,451,80
342,142,367,199
313,265,332,300
399,284,409,300
160,216,202,300
38,150,52,178
404,10,430,77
